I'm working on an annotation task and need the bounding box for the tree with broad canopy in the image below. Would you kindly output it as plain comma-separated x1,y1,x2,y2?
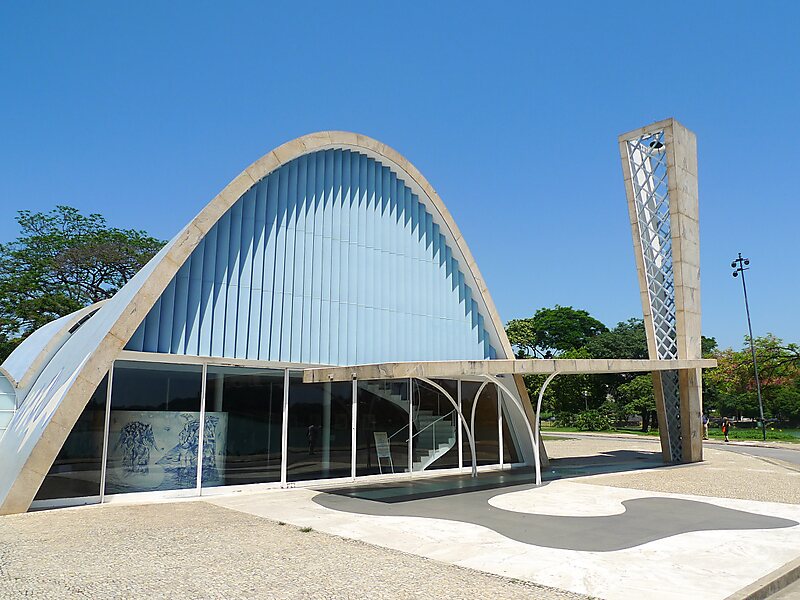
0,206,164,361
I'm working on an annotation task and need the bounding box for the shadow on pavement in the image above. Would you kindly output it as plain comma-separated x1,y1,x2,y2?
316,448,663,504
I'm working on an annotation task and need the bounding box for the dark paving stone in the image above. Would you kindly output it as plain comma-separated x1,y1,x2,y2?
313,481,798,551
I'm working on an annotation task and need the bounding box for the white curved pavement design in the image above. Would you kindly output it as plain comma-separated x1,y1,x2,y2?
208,465,800,600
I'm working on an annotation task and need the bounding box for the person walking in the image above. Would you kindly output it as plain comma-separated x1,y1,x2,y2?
721,417,730,443
307,424,318,455
702,413,709,440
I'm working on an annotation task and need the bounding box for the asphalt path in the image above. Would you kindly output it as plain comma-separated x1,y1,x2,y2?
547,432,800,467
713,441,800,467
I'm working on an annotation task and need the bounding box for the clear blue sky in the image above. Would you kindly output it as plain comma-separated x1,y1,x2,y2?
1,2,797,350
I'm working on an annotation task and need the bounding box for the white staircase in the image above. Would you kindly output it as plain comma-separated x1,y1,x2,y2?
411,410,457,471
358,380,458,472
362,380,410,414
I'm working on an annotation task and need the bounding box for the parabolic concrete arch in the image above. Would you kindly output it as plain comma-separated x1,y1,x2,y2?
0,131,539,514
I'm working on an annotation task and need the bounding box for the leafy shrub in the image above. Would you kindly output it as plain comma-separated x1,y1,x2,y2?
574,409,614,431
554,412,577,427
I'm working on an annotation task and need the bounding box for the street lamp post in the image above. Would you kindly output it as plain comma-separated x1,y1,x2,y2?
731,253,766,441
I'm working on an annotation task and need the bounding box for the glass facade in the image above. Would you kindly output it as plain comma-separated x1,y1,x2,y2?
33,360,522,505
356,380,410,476
412,380,460,471
34,375,108,501
502,405,521,464
287,373,352,482
104,361,203,495
202,366,284,488
461,381,500,466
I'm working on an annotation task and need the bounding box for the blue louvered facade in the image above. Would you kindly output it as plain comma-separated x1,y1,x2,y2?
125,148,497,365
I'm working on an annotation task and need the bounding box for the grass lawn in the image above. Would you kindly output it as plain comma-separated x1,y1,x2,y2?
706,427,800,442
541,424,800,442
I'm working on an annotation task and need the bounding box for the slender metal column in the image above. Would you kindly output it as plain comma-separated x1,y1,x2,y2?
497,384,504,468
408,378,413,476
99,362,115,504
732,253,766,441
280,369,289,486
457,380,463,471
351,378,357,481
417,377,477,477
195,362,208,495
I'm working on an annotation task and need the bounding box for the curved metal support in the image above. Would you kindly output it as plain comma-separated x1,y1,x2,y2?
484,374,543,486
417,377,478,478
535,372,558,486
484,373,558,485
469,380,491,460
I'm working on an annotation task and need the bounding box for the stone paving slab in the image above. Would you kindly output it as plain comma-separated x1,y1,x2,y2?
210,480,800,600
547,436,800,504
3,436,799,600
206,437,800,600
0,501,585,600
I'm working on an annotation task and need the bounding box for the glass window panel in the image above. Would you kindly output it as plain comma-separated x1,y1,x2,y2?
287,373,352,481
34,375,108,501
501,404,521,464
202,366,284,488
461,381,500,466
411,379,460,472
356,379,410,476
104,361,202,494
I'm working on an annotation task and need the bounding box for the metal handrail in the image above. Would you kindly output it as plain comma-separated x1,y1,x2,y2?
407,409,456,443
387,423,409,441
382,381,456,444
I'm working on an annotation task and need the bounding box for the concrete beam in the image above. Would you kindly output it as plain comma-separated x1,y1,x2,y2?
302,358,717,383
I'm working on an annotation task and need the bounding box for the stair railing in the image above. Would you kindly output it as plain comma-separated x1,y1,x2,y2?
387,423,409,441
405,409,456,444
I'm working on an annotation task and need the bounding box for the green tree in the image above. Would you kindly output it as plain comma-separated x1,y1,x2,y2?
537,348,608,423
506,305,607,358
616,374,655,432
0,206,165,360
584,318,648,360
702,336,719,356
583,319,648,420
507,306,607,421
700,336,721,415
706,334,800,423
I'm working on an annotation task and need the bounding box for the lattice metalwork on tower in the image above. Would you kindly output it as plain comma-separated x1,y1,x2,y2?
625,130,682,462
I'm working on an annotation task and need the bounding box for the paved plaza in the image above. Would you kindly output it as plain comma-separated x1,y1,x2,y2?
546,434,800,504
2,437,799,600
0,501,583,600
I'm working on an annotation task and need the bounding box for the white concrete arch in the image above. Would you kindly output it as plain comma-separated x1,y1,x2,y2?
1,300,108,393
0,132,528,514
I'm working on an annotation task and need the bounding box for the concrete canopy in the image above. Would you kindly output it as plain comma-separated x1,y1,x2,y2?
303,358,717,383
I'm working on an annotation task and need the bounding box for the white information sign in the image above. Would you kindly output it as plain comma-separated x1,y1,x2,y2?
373,431,391,458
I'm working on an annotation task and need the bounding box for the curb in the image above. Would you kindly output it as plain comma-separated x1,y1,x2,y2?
724,556,800,600
545,431,800,451
705,440,800,451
